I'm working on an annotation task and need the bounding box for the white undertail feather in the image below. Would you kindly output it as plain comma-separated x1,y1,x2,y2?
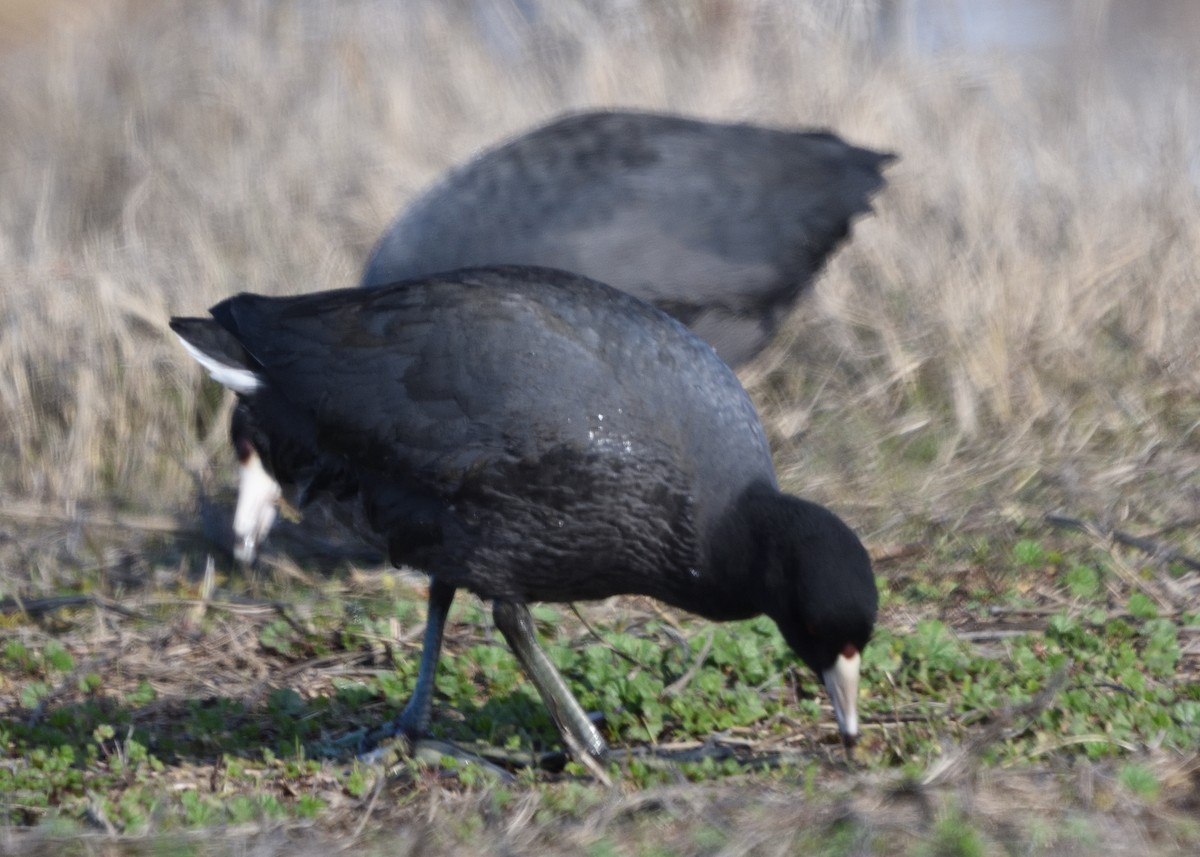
175,333,261,394
233,449,281,564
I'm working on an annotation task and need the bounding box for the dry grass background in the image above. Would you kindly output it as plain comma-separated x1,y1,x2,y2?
1,0,1197,551
0,0,1197,545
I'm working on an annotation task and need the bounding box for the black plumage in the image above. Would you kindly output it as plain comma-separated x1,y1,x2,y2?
171,266,877,757
361,111,893,367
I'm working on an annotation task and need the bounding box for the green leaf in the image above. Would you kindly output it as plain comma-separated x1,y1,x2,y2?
125,679,157,707
1012,539,1045,567
1065,564,1100,599
1127,592,1157,620
344,766,370,798
42,640,74,673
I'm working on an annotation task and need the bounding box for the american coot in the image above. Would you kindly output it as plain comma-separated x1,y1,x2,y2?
171,266,878,756
362,111,894,368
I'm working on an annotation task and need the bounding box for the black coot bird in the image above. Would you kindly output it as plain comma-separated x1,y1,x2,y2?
362,111,894,367
171,266,878,757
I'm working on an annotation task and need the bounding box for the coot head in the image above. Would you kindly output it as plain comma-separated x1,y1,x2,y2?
775,497,875,747
713,483,876,748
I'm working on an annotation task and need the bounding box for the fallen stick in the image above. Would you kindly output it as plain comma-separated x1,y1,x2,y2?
1046,513,1200,572
0,593,146,619
0,501,194,534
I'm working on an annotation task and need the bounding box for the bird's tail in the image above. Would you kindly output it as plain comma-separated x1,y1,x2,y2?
169,317,262,394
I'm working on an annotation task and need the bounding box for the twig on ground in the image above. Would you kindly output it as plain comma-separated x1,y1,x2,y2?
661,629,714,698
954,629,1038,642
558,733,614,787
986,606,1061,616
0,501,197,535
868,542,928,564
863,712,955,726
1046,513,1190,610
569,603,652,672
1024,733,1142,757
0,593,147,620
603,740,808,773
1046,513,1200,572
0,499,384,566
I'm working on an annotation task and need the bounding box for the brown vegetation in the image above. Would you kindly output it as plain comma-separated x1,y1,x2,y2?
1,1,1197,538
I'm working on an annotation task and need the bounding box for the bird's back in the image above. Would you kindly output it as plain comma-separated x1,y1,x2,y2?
216,267,776,600
362,111,893,365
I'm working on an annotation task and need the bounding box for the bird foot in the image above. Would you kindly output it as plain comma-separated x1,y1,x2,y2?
358,734,515,783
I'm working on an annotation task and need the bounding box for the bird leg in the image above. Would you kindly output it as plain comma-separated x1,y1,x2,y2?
492,600,608,762
360,577,525,781
386,577,457,740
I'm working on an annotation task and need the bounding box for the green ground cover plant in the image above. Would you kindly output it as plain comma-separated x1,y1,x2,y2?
1,522,1197,853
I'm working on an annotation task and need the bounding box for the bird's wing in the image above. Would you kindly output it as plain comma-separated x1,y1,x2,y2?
212,270,688,496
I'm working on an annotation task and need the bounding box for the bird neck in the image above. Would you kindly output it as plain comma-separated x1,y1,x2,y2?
688,481,786,622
